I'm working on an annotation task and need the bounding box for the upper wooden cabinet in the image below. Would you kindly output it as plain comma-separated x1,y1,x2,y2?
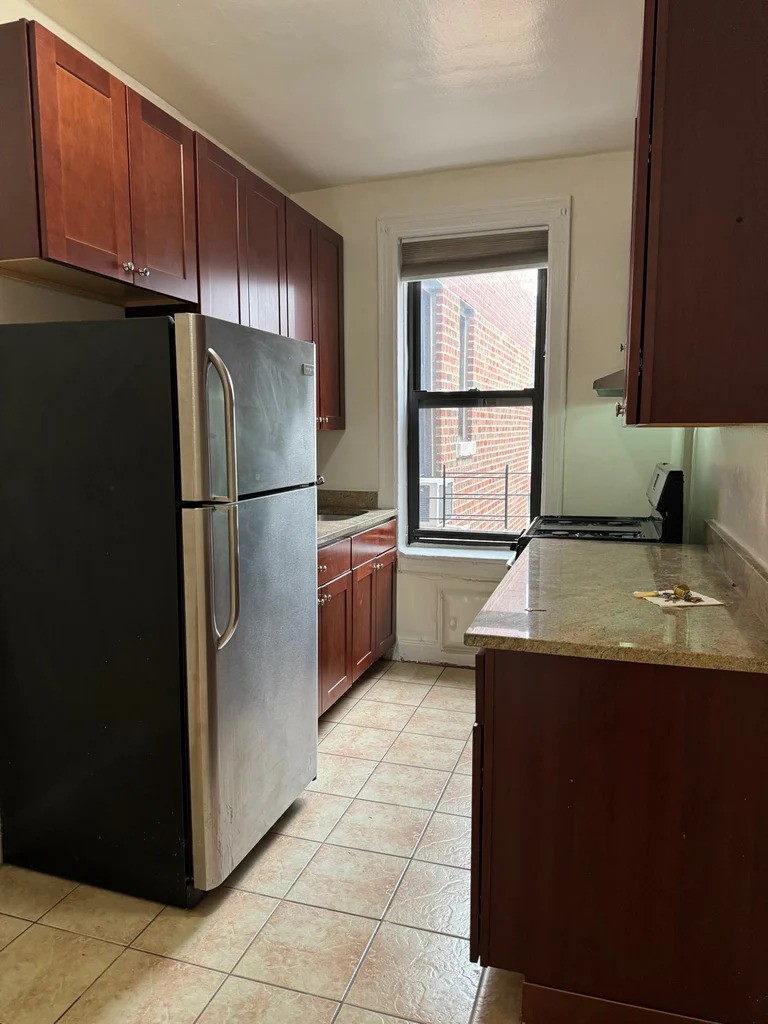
30,24,133,282
625,0,768,425
286,199,345,430
196,136,288,333
286,199,316,344
126,91,198,301
0,16,345,377
195,137,248,324
245,173,288,335
0,20,198,304
315,222,345,430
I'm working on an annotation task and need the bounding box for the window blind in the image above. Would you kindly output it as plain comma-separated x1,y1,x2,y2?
400,227,548,281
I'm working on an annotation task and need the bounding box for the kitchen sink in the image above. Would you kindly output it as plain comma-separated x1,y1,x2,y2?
317,511,368,522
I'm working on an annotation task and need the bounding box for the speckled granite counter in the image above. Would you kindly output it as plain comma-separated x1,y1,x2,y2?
465,540,768,674
317,509,396,547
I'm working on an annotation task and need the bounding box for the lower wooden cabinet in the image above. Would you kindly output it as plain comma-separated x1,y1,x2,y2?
473,647,768,1024
317,570,352,716
351,548,397,685
351,559,375,680
318,521,397,716
373,548,397,659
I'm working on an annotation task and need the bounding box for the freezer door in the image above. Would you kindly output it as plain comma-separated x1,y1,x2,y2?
175,314,316,502
182,486,318,890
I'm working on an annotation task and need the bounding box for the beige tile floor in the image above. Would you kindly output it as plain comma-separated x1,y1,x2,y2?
0,661,522,1024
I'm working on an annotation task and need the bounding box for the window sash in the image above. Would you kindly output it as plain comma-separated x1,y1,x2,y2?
406,271,547,547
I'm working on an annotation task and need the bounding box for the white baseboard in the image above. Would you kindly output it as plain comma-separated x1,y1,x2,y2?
392,639,477,668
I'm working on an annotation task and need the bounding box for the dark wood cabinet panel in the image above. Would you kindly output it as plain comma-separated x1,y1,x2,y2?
286,199,315,344
29,22,133,282
351,560,375,682
245,173,287,334
475,648,768,1024
195,136,248,324
315,222,345,429
127,91,198,302
351,519,396,567
318,571,353,715
317,538,352,586
318,520,397,714
0,20,39,260
625,0,768,425
373,548,396,658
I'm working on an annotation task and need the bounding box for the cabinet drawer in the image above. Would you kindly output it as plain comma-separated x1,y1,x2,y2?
317,538,351,583
352,519,396,567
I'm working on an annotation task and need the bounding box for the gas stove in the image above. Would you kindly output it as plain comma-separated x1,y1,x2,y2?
515,464,684,557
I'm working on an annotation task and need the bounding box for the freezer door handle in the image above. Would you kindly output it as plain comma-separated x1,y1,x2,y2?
214,505,241,650
207,347,238,503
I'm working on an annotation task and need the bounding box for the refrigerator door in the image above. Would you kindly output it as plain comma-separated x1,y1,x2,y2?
183,485,318,891
175,313,316,502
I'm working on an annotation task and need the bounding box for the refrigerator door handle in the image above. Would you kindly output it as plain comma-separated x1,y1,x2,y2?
207,347,238,503
214,505,241,650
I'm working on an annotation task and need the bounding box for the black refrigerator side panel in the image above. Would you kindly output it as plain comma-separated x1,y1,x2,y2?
0,318,192,905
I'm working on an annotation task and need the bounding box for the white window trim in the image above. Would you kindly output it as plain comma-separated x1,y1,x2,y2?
376,197,571,558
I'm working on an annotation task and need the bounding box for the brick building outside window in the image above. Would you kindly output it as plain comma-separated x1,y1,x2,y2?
409,266,545,544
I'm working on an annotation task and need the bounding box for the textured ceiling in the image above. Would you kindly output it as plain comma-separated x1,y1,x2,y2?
29,0,644,192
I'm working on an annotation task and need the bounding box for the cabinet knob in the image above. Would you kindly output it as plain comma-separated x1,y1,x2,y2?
121,261,135,273
318,564,328,573
615,402,627,418
317,593,326,606
137,267,151,278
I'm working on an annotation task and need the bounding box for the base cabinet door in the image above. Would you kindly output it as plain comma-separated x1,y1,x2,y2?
30,23,133,281
127,90,198,301
373,548,397,658
318,571,353,715
351,560,375,682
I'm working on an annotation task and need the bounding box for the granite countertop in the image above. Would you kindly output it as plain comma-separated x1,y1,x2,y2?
465,541,768,674
317,508,397,547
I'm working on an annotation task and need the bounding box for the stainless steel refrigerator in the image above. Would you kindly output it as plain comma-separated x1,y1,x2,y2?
0,313,318,906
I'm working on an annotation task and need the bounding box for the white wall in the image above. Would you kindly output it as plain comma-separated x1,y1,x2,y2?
690,427,768,566
293,150,683,516
294,151,684,664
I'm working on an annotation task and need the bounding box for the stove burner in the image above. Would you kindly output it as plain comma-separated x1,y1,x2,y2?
514,464,684,558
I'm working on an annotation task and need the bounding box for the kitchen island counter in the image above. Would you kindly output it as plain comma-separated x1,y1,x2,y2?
465,539,768,674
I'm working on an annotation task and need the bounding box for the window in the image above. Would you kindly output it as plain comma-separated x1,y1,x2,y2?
407,267,547,547
457,303,473,443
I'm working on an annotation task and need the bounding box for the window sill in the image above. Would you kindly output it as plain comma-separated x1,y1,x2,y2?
398,543,512,580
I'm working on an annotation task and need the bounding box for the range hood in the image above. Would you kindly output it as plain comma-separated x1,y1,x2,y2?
593,368,625,398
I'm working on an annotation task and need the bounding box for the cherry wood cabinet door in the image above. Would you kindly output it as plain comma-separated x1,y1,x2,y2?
373,548,397,658
315,222,345,429
245,172,287,334
286,199,316,345
127,91,198,302
351,560,375,682
29,23,133,282
625,0,768,425
318,571,353,715
196,136,248,324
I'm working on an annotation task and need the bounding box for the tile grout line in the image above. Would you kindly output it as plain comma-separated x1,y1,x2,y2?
241,664,470,1021
328,661,479,1021
4,662,473,1024
330,696,464,1020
